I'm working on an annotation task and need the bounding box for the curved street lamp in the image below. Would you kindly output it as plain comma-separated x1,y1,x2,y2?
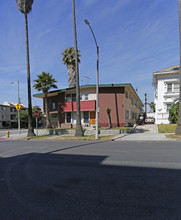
84,19,99,139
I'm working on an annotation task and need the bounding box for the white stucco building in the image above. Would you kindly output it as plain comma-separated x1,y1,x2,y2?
153,65,180,124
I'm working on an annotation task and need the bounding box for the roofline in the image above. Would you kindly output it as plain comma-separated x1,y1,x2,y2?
153,70,180,86
33,83,143,105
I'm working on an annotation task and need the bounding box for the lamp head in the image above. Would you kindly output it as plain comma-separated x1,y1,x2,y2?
84,19,90,25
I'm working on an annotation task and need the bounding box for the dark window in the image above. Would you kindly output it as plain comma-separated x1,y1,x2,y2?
84,111,89,123
66,94,72,102
72,94,76,101
84,94,88,101
49,99,52,109
80,94,83,101
52,100,56,109
66,112,71,123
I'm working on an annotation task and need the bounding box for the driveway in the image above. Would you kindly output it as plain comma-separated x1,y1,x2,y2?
114,124,168,141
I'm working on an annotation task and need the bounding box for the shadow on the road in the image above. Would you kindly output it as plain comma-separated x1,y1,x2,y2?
46,140,112,154
1,152,181,219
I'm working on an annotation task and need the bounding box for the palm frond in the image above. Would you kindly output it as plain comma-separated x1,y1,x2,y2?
33,72,57,93
16,0,34,14
61,46,81,66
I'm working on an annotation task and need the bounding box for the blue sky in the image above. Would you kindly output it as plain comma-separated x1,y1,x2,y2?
0,0,179,107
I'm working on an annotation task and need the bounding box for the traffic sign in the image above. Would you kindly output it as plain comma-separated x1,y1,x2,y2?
34,110,39,118
16,103,21,111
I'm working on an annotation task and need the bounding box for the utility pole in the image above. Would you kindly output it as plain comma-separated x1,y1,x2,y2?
145,93,147,116
84,19,99,139
17,80,21,134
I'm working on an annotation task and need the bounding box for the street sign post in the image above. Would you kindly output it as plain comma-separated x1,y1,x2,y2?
15,103,21,134
34,110,39,136
34,110,39,118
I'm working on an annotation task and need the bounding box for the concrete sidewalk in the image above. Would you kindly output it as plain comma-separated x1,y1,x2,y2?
113,132,168,141
113,125,170,141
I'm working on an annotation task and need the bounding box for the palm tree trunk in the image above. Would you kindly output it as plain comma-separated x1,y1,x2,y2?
176,0,181,134
67,64,76,88
44,92,51,128
24,12,35,137
72,0,83,136
108,113,112,128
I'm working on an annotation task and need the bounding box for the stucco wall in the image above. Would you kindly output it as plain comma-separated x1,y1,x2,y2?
154,74,180,124
99,87,125,127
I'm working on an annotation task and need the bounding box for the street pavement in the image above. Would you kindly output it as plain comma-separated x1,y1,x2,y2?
0,140,181,219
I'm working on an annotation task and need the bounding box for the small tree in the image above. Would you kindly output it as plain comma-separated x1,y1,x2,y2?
169,102,179,124
16,107,44,128
150,102,155,113
106,108,112,128
33,72,57,128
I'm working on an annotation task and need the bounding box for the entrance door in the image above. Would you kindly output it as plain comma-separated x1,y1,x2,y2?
90,111,96,125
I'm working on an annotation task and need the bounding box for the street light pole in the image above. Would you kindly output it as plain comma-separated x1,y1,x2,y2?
84,19,99,139
11,80,21,134
17,80,21,134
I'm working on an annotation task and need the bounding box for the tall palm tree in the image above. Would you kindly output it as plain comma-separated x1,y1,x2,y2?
15,0,35,136
61,47,81,88
72,0,84,136
176,0,181,134
33,72,57,128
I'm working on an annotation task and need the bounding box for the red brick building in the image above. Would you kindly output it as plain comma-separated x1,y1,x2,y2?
34,84,143,128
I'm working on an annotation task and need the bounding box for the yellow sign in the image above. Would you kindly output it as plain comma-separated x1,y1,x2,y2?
16,103,21,111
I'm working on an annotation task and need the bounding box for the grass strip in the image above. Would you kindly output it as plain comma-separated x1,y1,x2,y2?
157,124,177,133
166,134,181,139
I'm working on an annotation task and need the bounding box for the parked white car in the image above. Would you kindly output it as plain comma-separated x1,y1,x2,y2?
145,117,155,124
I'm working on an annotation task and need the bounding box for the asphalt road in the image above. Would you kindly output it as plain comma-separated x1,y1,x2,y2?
0,140,181,219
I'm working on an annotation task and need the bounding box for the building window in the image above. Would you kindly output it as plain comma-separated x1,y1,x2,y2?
173,84,179,93
1,107,6,110
66,112,71,123
49,99,52,109
167,84,172,93
52,101,56,110
2,115,6,119
131,97,133,105
84,94,88,101
83,111,89,123
80,94,83,101
66,94,72,102
125,91,128,98
125,110,129,119
11,108,16,112
72,93,76,101
167,104,172,113
11,115,16,120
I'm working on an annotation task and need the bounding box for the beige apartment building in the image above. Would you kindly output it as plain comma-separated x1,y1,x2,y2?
0,102,27,128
